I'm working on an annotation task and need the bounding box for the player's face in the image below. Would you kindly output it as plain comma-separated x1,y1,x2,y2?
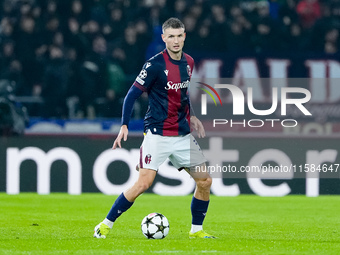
162,28,186,56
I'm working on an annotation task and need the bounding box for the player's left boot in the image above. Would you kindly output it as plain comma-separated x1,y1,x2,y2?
189,230,216,239
93,222,110,239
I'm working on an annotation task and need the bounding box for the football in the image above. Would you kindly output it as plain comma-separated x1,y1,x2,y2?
141,212,170,239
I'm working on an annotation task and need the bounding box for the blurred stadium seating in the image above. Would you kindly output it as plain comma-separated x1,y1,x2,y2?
0,0,339,133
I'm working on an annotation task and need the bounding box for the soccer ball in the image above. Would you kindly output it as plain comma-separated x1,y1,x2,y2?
141,212,169,239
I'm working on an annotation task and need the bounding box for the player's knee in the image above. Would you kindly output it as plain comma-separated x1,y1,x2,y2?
196,177,212,190
205,177,212,188
136,181,152,193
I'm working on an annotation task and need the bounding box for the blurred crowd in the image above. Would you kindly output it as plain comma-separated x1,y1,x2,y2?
0,0,339,119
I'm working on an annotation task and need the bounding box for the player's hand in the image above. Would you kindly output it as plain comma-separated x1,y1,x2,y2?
190,116,205,138
112,125,128,149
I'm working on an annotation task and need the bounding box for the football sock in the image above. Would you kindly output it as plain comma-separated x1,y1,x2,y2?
103,218,113,228
191,224,203,233
191,196,209,226
106,193,134,223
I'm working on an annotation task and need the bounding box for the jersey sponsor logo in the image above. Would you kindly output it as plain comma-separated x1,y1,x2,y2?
145,62,151,69
164,70,169,76
165,80,190,91
145,154,152,164
187,65,192,77
136,76,145,85
138,69,147,79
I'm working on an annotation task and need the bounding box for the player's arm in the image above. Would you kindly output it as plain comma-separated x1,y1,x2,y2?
188,90,205,138
186,59,205,137
112,124,128,149
112,85,143,149
190,115,205,138
113,62,157,149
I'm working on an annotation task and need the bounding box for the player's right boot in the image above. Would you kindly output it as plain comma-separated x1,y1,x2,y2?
93,222,110,239
189,230,216,239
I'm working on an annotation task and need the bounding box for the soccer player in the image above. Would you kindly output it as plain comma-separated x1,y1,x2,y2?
94,17,215,239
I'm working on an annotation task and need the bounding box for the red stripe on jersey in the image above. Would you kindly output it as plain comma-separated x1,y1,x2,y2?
163,51,181,136
185,100,190,129
139,145,143,169
184,53,194,74
133,81,147,92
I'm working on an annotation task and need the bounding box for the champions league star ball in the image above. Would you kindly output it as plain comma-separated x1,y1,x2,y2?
141,213,170,239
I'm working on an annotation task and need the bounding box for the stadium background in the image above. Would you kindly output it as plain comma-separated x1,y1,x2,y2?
1,0,340,195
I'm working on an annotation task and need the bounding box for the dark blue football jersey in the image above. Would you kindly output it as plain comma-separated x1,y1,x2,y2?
133,49,194,136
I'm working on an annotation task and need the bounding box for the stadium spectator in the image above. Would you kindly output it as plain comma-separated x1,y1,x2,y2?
173,0,188,20
145,25,164,59
82,19,101,45
98,55,126,118
227,20,252,52
64,17,89,61
77,35,109,118
90,0,109,26
324,28,339,53
119,25,146,79
308,0,340,51
70,0,88,24
296,0,321,29
268,0,282,20
209,4,228,52
226,5,252,52
0,17,14,44
285,23,308,51
278,0,299,28
182,14,198,51
135,19,153,55
103,6,125,42
194,20,214,51
13,16,43,98
0,41,15,74
41,45,69,118
0,40,27,96
250,1,282,52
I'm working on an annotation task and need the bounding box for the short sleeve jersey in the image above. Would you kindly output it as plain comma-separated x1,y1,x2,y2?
133,49,194,136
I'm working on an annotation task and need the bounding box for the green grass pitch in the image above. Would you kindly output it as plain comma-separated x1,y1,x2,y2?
1,194,340,255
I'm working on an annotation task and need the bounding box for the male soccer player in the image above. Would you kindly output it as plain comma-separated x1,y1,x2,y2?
94,17,215,239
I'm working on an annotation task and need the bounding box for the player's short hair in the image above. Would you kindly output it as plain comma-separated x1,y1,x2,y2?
162,18,185,33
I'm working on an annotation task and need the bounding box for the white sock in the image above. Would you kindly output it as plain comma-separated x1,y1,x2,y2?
190,224,203,233
103,218,114,228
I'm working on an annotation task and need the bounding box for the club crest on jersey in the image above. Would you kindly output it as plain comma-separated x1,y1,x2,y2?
187,65,191,77
164,70,169,76
138,69,147,79
145,154,152,164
